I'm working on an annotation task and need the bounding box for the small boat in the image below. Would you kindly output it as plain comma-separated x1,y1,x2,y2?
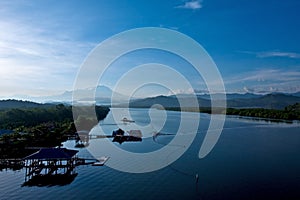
121,117,135,123
92,156,109,166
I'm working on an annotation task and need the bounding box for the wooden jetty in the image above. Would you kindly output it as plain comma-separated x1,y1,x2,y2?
92,156,109,166
0,158,24,170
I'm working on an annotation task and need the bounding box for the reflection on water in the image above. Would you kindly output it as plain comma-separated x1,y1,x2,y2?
22,173,78,187
112,135,142,144
228,114,299,124
0,108,299,200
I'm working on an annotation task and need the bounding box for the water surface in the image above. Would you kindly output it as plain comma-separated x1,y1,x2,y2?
0,108,299,200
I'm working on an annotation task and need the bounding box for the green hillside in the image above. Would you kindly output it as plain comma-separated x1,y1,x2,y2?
0,99,52,110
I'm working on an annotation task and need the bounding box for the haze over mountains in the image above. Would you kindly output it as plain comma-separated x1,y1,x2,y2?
1,86,127,104
1,85,300,110
2,85,300,102
128,93,300,110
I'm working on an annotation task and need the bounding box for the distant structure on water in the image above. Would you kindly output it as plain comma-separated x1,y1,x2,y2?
121,117,135,123
112,128,142,144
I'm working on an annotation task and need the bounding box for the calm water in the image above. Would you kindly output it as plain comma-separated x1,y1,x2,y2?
0,108,299,200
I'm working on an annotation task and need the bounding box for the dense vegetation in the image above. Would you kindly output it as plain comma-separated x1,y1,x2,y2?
164,103,300,121
0,99,52,109
0,104,110,159
0,104,71,130
226,103,300,121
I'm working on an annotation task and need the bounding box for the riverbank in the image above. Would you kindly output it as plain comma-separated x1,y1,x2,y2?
164,102,300,122
0,105,110,159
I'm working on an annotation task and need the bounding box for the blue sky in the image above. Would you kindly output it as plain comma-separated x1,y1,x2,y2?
0,0,300,98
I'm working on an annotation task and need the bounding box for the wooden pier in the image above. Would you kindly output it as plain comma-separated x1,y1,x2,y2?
0,158,24,170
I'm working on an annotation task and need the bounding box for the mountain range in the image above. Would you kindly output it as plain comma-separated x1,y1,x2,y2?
0,99,53,109
1,85,128,104
1,86,300,110
128,93,300,110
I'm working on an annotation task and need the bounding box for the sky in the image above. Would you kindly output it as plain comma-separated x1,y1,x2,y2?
0,0,300,98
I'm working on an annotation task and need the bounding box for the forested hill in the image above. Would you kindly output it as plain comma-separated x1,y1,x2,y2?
0,99,53,109
0,103,110,130
227,93,300,109
0,103,110,159
129,93,300,110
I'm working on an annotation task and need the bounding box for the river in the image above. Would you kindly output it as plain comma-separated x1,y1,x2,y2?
0,108,299,200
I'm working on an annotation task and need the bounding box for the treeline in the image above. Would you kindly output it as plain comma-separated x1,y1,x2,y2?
226,108,299,121
0,104,72,130
164,103,300,121
226,103,300,120
0,104,110,130
0,99,52,109
0,122,75,159
285,102,300,112
163,107,225,114
0,104,110,159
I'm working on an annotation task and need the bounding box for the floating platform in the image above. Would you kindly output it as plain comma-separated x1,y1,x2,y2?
92,156,109,166
112,135,142,144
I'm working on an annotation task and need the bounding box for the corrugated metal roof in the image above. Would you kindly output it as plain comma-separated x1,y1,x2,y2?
23,148,78,160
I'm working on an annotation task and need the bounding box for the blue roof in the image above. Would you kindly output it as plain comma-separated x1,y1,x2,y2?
24,148,78,160
0,129,13,135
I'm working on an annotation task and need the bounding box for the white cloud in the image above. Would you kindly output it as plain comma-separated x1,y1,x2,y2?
227,69,300,83
0,15,95,96
176,0,203,10
225,69,300,94
257,51,300,58
242,84,300,94
168,88,196,95
240,50,300,59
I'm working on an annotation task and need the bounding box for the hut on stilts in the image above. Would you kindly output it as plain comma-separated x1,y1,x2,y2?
23,148,78,186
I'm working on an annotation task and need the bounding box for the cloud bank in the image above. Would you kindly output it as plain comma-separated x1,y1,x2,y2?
176,0,203,10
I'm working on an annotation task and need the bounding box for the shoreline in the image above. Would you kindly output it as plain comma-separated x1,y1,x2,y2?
161,106,300,123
